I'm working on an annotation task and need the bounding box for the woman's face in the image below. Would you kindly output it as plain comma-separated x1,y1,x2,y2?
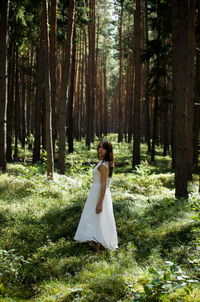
98,143,107,159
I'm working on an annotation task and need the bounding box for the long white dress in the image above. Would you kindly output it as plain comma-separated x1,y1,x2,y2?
74,160,118,251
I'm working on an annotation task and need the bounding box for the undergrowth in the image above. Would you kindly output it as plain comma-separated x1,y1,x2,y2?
0,135,200,301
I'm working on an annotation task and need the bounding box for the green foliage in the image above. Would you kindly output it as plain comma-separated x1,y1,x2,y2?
0,249,28,286
0,138,199,301
132,261,198,301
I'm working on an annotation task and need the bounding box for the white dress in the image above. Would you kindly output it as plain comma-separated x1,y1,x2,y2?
74,160,118,251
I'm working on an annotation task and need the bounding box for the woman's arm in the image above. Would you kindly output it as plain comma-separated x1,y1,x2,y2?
96,164,107,214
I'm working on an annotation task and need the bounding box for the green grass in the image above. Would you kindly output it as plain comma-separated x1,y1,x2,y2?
0,135,200,301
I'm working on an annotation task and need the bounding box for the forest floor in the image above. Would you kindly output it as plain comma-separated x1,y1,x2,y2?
0,135,200,301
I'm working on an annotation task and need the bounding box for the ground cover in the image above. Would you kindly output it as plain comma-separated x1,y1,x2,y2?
0,135,200,301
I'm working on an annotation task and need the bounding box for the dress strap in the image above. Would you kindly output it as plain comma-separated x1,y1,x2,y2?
96,160,103,169
102,161,109,169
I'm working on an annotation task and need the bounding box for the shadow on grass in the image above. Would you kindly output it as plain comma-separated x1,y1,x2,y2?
41,201,85,242
115,197,198,261
0,181,36,202
133,220,200,262
0,193,199,290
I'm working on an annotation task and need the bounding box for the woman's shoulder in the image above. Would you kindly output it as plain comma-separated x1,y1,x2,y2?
96,160,109,169
96,160,103,168
102,160,109,169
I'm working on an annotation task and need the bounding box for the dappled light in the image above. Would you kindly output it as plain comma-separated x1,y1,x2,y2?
0,138,200,300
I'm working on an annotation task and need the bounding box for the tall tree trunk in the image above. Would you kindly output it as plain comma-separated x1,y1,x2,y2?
58,0,75,173
118,0,124,142
103,53,108,136
0,0,9,170
171,103,176,169
128,62,134,144
27,46,34,150
76,30,82,140
193,3,200,171
14,49,20,160
33,16,46,162
186,0,195,180
86,0,96,148
151,1,161,163
50,0,57,154
172,0,190,198
163,101,169,156
43,0,54,179
67,27,77,153
7,40,15,162
144,0,151,153
151,94,158,163
133,0,141,167
21,57,26,148
80,30,85,139
125,15,131,141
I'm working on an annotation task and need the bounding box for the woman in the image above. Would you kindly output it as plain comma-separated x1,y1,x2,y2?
74,140,118,251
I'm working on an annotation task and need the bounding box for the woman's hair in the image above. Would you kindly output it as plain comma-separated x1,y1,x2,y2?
97,140,114,177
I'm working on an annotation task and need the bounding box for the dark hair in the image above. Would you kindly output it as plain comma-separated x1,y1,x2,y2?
97,140,114,177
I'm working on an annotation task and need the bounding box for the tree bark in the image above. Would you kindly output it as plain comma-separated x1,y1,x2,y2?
7,40,15,162
186,0,195,180
172,0,189,198
163,101,169,156
58,0,75,173
0,0,9,170
193,3,200,171
27,46,34,150
144,0,151,153
133,0,141,167
14,49,20,160
33,12,46,162
43,0,54,179
67,27,77,153
21,57,26,148
151,1,161,163
103,53,108,136
118,0,124,143
50,0,57,154
86,0,96,148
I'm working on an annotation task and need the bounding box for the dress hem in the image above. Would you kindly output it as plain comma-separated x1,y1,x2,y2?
74,236,118,251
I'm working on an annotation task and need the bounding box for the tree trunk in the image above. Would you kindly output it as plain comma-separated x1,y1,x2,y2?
86,0,96,148
0,0,9,170
80,30,85,139
133,0,141,167
193,3,200,171
7,40,15,162
163,102,169,156
171,103,176,169
151,95,158,163
103,53,108,136
67,27,77,153
50,0,57,154
14,49,20,160
21,57,26,149
118,1,124,143
58,0,75,173
127,62,134,144
186,0,195,180
144,0,151,153
43,0,54,179
172,0,189,198
151,1,161,163
33,21,46,162
27,46,34,150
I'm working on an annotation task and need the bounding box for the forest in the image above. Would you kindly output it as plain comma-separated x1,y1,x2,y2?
0,0,200,301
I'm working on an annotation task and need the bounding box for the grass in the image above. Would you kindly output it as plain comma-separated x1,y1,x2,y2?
0,135,200,301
